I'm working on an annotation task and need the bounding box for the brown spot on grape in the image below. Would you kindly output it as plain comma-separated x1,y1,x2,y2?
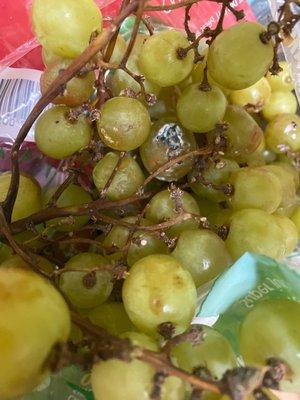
173,274,184,288
150,297,162,315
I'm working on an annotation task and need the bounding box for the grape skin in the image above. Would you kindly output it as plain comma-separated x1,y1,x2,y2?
0,268,70,399
229,77,271,112
262,91,297,121
265,113,300,153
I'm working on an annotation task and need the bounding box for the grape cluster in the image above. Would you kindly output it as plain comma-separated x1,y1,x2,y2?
0,0,300,399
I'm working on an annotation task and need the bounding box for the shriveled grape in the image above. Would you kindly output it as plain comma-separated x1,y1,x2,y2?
145,189,200,238
171,325,237,379
138,30,194,87
97,97,151,151
265,113,300,153
32,0,102,57
207,22,274,90
229,77,271,112
35,106,92,159
226,209,286,260
140,117,197,182
228,167,282,213
239,299,300,392
262,91,297,121
123,254,197,337
0,173,42,222
0,267,70,399
59,253,113,309
93,152,145,201
41,59,95,107
177,84,227,133
172,229,232,287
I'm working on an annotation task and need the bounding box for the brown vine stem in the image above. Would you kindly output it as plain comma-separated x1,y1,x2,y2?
47,171,76,207
141,146,213,189
2,0,139,223
71,312,221,394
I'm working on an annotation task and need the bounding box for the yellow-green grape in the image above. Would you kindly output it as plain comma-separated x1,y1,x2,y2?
259,164,297,208
242,148,266,167
149,87,178,120
229,77,271,112
266,61,294,92
192,52,208,83
291,206,300,236
140,117,197,182
177,84,227,133
226,209,286,260
262,91,297,121
59,253,113,309
0,173,42,222
103,217,169,267
0,243,13,264
196,197,222,217
40,59,95,107
130,34,149,55
32,0,102,58
35,106,92,159
239,299,300,392
138,30,194,87
172,229,232,288
177,74,193,91
208,208,233,227
189,158,239,202
123,254,197,337
110,53,161,98
228,167,282,213
93,152,145,201
43,184,92,232
41,46,63,66
207,22,274,90
211,105,263,162
92,329,184,400
273,214,298,257
265,113,300,153
120,331,158,351
87,302,136,336
171,325,237,379
105,31,126,64
273,161,299,189
97,97,151,151
0,254,54,275
0,267,70,399
145,189,200,238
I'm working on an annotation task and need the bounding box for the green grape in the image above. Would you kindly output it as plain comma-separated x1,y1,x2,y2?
177,74,193,91
130,34,149,55
0,173,42,222
43,184,92,232
265,113,300,153
69,323,83,345
42,46,63,66
262,91,297,121
273,161,299,188
208,105,263,162
149,87,178,120
110,53,161,97
138,30,194,87
189,158,239,202
13,226,45,252
0,267,70,399
87,302,136,336
225,209,286,260
120,331,158,351
40,59,95,107
32,0,102,58
171,325,237,379
97,97,151,151
191,50,208,83
145,189,200,238
207,208,233,227
35,106,92,159
0,254,54,275
172,229,232,287
59,253,113,309
122,254,197,337
177,84,227,133
93,152,145,201
228,167,282,213
0,242,13,264
207,22,274,90
273,214,298,257
105,31,126,64
103,217,169,267
258,164,297,208
196,197,222,217
92,346,184,400
140,116,197,182
229,77,271,112
242,148,266,167
239,299,300,392
291,206,300,236
266,61,294,92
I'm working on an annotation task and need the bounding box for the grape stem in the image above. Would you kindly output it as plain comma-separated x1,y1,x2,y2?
1,0,140,223
47,171,77,207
